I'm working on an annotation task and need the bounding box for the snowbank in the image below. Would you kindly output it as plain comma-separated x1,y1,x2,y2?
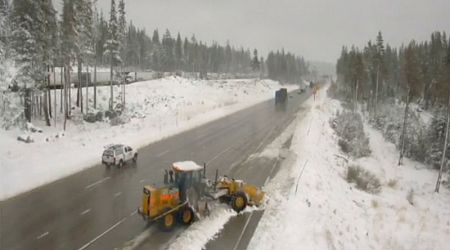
248,87,450,250
167,205,238,250
0,77,297,200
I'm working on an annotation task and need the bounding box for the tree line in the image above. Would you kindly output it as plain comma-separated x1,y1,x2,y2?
334,31,450,192
266,50,308,84
0,0,309,129
336,31,450,111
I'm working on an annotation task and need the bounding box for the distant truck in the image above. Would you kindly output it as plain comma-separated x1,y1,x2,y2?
275,88,288,109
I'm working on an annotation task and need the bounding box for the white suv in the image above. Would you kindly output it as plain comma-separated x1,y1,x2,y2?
102,144,138,168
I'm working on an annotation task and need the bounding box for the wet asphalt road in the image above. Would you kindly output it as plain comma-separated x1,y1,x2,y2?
0,89,310,250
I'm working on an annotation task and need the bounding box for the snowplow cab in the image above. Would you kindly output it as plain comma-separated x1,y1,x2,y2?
172,161,210,217
172,161,205,202
138,161,205,231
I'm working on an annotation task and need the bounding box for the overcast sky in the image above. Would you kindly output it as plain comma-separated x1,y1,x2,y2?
93,0,450,63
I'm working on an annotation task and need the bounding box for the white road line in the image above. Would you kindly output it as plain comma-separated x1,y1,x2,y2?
85,177,111,190
295,160,309,195
156,150,170,157
233,213,253,250
207,146,233,164
80,209,91,216
264,161,279,186
130,210,138,216
36,232,49,240
114,192,122,198
77,217,126,250
139,179,145,183
254,126,276,153
264,176,270,186
268,160,278,178
121,227,157,250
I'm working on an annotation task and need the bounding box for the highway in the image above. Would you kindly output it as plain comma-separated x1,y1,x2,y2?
0,89,310,250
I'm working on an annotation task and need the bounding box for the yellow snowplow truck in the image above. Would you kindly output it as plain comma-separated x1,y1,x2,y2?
138,161,265,231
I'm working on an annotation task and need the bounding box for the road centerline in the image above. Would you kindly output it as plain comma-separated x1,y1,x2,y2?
156,150,170,157
80,209,91,216
232,213,254,250
36,232,49,240
207,145,234,164
77,217,127,250
85,177,111,190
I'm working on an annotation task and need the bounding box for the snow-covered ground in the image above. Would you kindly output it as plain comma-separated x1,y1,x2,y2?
248,87,450,250
0,77,297,201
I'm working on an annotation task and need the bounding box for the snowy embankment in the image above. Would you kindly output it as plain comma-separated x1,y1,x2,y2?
248,87,450,250
0,77,297,200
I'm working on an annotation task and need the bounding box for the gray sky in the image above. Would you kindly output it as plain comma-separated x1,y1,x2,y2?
94,0,450,63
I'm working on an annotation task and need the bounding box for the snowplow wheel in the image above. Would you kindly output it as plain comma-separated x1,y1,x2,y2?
118,160,124,168
159,211,176,232
231,192,247,213
179,206,195,225
133,153,138,163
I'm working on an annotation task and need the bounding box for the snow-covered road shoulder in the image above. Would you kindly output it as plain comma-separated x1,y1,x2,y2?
248,86,450,250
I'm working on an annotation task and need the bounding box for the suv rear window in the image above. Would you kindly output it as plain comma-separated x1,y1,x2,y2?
114,147,123,155
103,150,114,156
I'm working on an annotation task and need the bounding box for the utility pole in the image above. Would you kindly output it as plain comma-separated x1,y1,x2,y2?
435,89,450,193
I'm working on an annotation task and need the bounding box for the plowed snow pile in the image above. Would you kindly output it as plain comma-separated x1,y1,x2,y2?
248,86,450,250
0,77,296,200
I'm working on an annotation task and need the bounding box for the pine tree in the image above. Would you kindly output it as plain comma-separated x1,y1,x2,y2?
251,49,260,71
81,0,94,113
161,29,174,71
260,56,265,77
435,45,450,192
11,0,56,123
105,0,121,110
117,0,126,107
93,6,102,109
183,37,190,71
61,0,78,125
152,29,160,44
41,0,58,124
11,0,42,89
118,0,126,52
0,0,10,90
0,0,9,51
175,33,183,70
374,31,385,114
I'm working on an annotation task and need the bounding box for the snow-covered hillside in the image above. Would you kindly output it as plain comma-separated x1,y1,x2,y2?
0,77,297,200
248,87,450,250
